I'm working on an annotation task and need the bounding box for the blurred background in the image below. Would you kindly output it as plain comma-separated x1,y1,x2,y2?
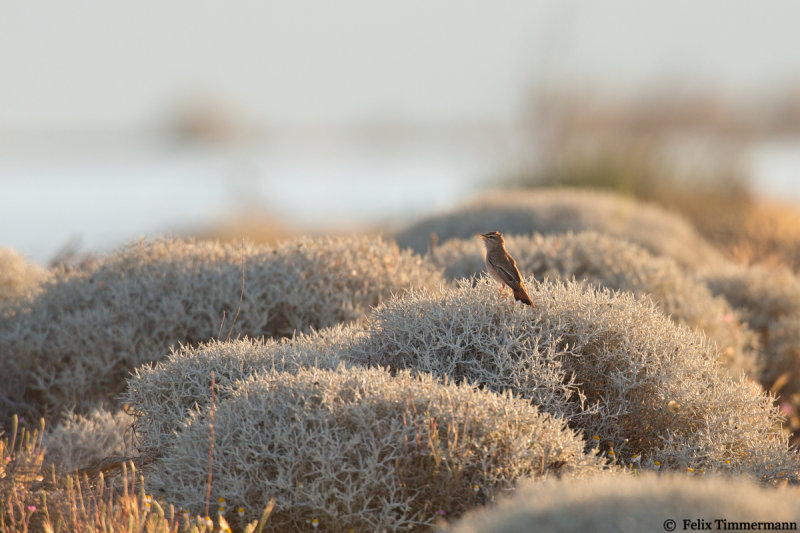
2,0,800,265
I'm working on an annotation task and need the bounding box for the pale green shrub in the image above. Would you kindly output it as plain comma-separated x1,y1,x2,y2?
353,277,796,480
0,247,49,307
704,264,800,392
44,407,134,473
396,188,725,270
147,365,604,531
444,472,800,533
125,324,362,452
433,231,759,378
0,236,442,424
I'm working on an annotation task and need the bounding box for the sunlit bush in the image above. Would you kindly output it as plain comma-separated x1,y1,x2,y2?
352,278,795,480
396,188,725,270
0,247,49,308
147,365,604,531
126,325,362,452
0,236,442,425
432,231,759,378
126,273,798,531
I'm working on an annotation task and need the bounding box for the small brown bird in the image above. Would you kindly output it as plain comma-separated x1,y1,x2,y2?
477,231,533,306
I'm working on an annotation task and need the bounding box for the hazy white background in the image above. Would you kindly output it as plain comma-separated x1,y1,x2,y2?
2,0,800,262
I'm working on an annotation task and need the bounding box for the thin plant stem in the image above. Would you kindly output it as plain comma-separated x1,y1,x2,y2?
204,372,216,520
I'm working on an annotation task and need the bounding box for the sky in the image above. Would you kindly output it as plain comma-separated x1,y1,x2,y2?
1,0,799,131
2,1,800,262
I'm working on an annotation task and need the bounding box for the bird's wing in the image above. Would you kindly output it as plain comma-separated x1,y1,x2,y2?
487,253,523,286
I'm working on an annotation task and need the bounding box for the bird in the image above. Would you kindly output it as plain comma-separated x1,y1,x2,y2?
477,231,533,307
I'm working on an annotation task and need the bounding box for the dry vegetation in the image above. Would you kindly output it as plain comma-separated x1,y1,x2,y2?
431,231,760,379
120,274,797,528
126,326,362,452
43,408,135,473
0,235,442,426
5,180,800,531
0,248,49,309
513,85,800,268
721,199,800,270
147,366,602,531
395,188,726,270
702,263,800,432
0,415,265,533
354,278,795,480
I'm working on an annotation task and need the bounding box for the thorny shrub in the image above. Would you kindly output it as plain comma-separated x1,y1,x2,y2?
146,366,604,532
0,236,442,425
125,324,362,452
432,231,760,378
395,188,725,270
352,277,797,480
43,407,134,473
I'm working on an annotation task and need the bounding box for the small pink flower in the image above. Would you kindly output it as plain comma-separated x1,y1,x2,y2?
437,509,446,516
27,505,36,513
781,403,794,416
723,313,733,324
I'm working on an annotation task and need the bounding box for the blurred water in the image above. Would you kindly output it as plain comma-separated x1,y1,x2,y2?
1,137,798,264
0,138,503,263
750,139,800,199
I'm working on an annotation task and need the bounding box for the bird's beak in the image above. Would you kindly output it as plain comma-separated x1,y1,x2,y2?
476,233,487,240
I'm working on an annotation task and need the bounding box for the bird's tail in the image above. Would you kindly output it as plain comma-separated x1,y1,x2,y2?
513,284,533,307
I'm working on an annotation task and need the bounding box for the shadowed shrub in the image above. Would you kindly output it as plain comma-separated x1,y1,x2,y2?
0,248,49,308
125,324,363,452
703,264,800,393
352,278,796,480
432,231,760,379
396,188,725,270
770,314,800,395
0,236,442,425
147,365,604,531
443,473,800,533
43,407,134,473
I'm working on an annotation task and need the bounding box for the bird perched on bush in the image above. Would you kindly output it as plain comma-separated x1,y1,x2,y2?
477,231,533,306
